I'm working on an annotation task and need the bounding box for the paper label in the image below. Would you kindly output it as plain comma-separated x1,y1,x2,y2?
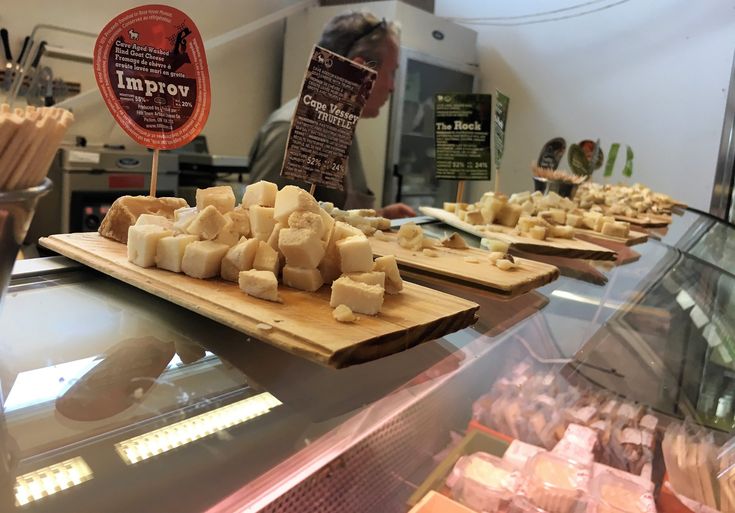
434,93,492,180
281,46,376,190
94,4,210,149
68,150,101,164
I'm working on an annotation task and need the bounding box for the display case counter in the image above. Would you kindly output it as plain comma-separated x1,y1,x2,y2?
0,208,733,513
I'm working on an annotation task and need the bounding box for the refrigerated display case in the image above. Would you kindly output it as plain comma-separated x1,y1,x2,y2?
1,207,733,513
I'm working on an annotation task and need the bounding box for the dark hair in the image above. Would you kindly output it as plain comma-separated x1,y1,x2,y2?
318,12,400,67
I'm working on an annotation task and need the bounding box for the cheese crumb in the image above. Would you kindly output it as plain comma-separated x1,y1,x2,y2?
496,258,516,271
333,304,357,323
422,248,439,257
464,256,479,263
256,323,273,331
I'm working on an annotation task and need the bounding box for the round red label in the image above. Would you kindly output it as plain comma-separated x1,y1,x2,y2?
93,4,210,149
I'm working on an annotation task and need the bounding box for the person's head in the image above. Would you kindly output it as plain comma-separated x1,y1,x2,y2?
318,12,400,118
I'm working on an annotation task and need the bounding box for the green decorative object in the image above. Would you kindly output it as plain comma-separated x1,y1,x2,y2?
622,145,634,177
568,143,589,176
604,143,620,177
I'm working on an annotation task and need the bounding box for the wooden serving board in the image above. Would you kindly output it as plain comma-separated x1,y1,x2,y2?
368,232,559,298
613,213,672,227
571,225,648,246
419,207,617,261
40,233,479,369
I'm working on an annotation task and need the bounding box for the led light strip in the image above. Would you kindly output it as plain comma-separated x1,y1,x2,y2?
115,392,282,465
15,456,93,507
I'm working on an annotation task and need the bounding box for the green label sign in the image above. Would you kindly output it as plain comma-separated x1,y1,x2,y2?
434,93,492,180
494,91,509,169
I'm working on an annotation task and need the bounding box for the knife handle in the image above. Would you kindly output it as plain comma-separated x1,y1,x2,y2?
17,36,30,64
0,29,11,62
31,41,46,68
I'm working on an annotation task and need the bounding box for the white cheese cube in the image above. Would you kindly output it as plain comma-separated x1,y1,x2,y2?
601,221,630,238
225,208,251,237
250,205,276,236
529,226,547,240
187,205,228,240
346,271,385,288
278,228,325,269
213,218,240,246
173,207,198,234
566,213,583,228
320,221,364,283
282,265,324,292
238,269,279,302
242,180,277,208
252,232,271,242
155,234,198,272
318,207,335,240
181,240,229,279
330,276,384,315
288,210,325,237
253,240,280,275
196,185,235,214
373,255,403,294
220,238,259,282
267,222,285,252
337,235,374,273
135,213,173,230
550,225,575,239
273,185,319,223
595,215,616,233
127,225,173,268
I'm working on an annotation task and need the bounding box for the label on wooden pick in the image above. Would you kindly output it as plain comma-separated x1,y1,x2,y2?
434,93,492,180
494,90,510,169
281,46,377,190
93,4,210,149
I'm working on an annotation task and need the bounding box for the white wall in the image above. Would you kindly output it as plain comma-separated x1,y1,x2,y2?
435,0,735,210
0,0,303,155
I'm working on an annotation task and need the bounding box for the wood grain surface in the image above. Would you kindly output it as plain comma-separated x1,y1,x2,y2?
40,233,479,368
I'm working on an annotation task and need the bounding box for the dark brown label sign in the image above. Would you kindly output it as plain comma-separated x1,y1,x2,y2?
93,4,210,149
281,46,377,190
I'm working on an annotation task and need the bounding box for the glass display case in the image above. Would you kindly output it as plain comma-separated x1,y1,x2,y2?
1,208,733,513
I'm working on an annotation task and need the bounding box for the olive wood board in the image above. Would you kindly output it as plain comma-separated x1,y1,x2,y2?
368,232,559,298
419,207,617,261
40,233,479,369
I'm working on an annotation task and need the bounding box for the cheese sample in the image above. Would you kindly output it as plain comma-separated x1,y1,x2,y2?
196,185,236,214
278,228,325,268
220,238,259,282
213,218,240,246
181,241,230,279
601,221,630,238
288,210,325,237
173,207,198,234
318,207,336,240
566,213,583,228
253,240,280,275
440,232,468,249
127,225,173,267
444,202,457,212
346,271,385,288
267,222,285,253
496,203,523,227
337,235,374,273
242,180,277,208
373,255,403,294
529,226,547,240
187,205,228,240
135,213,173,230
225,208,251,237
238,269,280,302
496,258,515,271
320,221,364,283
550,225,575,239
332,304,357,323
595,215,616,233
282,265,324,292
155,234,198,273
273,185,319,223
397,222,423,250
330,276,384,315
99,195,188,243
249,205,276,236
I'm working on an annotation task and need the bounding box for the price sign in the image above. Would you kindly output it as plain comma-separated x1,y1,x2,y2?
435,93,492,180
281,46,377,190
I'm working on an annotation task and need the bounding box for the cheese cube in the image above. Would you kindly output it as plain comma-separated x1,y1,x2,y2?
253,241,280,275
528,226,547,240
566,213,583,228
330,276,384,315
496,203,523,227
196,185,236,214
135,213,173,230
273,185,319,223
319,201,335,213
550,225,575,239
242,180,277,208
250,205,276,236
457,210,468,222
127,225,173,267
267,222,285,252
332,304,357,323
582,212,603,230
187,205,228,240
337,235,374,273
288,210,325,237
465,210,484,225
545,209,567,224
595,215,616,233
481,238,510,253
443,202,457,212
373,255,403,294
253,232,271,242
213,218,240,246
320,221,364,283
346,271,385,288
99,195,187,244
397,222,423,250
601,221,630,238
318,207,336,240
282,265,324,292
225,208,251,237
173,207,198,234
181,240,229,279
278,228,325,268
220,238,259,282
155,234,198,272
238,269,280,302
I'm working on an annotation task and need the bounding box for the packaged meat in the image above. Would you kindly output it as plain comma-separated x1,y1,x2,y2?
448,452,519,512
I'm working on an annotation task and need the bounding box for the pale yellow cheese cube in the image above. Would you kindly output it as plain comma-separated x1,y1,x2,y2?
528,226,547,240
595,215,616,233
173,207,198,234
320,221,364,283
346,271,385,288
566,213,583,228
181,240,229,279
220,238,259,282
601,221,630,238
332,304,357,322
318,207,336,240
250,205,276,236
550,225,575,239
397,222,424,250
278,228,325,268
373,255,403,294
582,212,603,230
267,222,285,252
242,180,277,208
253,240,280,275
465,210,484,225
329,276,384,315
187,205,228,240
457,210,468,222
238,269,280,302
496,203,522,227
252,232,271,242
196,185,236,214
225,208,251,238
213,218,240,246
155,234,198,272
288,210,325,237
135,213,173,230
337,235,374,273
282,265,324,292
274,185,319,223
127,225,173,268
443,202,457,213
